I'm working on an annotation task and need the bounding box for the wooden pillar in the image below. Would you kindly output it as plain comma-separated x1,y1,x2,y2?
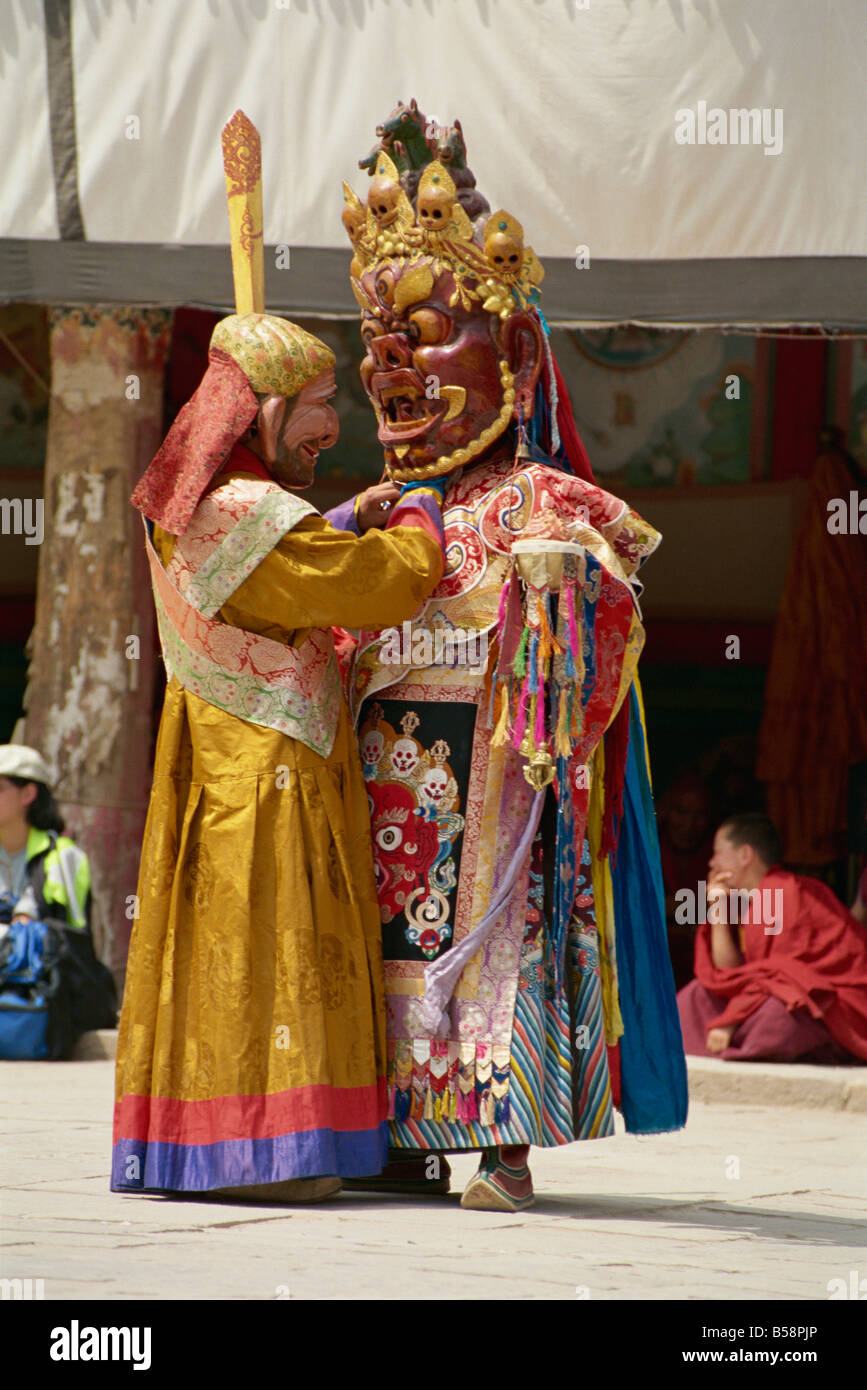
22,306,173,983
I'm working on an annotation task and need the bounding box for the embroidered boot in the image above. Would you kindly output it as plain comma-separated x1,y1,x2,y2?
460,1145,535,1211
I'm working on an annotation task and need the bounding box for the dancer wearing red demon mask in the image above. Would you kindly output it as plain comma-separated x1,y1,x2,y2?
336,104,687,1211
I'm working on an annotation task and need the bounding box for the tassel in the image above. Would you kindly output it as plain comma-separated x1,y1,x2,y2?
564,619,576,679
536,591,551,663
566,581,580,663
387,1085,396,1121
528,631,540,693
395,1087,411,1122
575,633,585,695
513,677,532,749
569,685,583,739
491,683,510,747
534,686,546,746
496,575,510,638
494,1092,511,1126
537,590,562,661
555,685,572,758
513,624,530,679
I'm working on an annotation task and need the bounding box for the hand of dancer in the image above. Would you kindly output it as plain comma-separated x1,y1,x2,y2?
353,480,402,531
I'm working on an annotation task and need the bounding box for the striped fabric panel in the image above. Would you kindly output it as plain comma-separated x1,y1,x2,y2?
572,931,615,1139
541,992,576,1144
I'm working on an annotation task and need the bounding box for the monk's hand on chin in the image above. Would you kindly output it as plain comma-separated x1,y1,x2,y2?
706,1026,735,1054
707,870,732,902
355,481,402,531
706,870,732,924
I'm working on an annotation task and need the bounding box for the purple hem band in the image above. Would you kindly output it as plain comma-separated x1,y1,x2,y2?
110,1123,388,1193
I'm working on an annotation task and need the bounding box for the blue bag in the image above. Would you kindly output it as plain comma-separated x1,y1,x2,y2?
0,920,65,1060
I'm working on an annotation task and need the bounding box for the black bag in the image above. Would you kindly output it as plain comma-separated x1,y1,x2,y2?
56,919,118,1045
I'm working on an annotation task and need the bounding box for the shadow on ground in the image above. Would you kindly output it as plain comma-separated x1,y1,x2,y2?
131,1187,867,1247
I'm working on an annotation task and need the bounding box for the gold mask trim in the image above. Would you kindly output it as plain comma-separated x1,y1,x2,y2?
385,360,515,484
439,386,466,423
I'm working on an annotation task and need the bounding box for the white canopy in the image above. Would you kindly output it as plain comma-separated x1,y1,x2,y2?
2,0,865,324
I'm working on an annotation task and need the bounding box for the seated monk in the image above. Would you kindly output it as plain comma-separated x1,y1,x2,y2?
677,813,867,1064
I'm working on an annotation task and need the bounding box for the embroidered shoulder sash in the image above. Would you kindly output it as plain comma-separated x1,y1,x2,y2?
145,476,341,757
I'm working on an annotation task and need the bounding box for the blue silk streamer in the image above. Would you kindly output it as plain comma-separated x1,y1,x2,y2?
551,755,576,989
610,687,689,1134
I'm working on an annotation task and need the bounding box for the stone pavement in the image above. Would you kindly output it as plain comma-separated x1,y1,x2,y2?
2,1055,866,1301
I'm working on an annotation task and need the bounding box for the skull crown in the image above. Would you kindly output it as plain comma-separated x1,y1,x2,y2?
343,105,545,321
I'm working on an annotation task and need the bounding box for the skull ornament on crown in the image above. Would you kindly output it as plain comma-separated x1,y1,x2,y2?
342,101,546,484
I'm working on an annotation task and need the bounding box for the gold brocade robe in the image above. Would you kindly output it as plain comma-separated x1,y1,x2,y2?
111,472,443,1191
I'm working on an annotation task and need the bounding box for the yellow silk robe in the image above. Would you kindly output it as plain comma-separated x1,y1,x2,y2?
112,473,443,1191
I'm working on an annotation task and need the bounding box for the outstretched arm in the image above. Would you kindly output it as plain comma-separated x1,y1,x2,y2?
220,490,446,638
324,481,401,535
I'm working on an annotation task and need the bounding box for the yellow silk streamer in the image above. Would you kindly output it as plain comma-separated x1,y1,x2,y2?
588,741,624,1045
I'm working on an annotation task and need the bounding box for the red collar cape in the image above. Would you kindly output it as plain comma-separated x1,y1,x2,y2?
130,347,259,535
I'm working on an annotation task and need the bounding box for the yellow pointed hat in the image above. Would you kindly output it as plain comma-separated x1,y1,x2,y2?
211,314,335,399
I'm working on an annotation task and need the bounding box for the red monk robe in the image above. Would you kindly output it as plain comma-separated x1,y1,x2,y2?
678,868,867,1063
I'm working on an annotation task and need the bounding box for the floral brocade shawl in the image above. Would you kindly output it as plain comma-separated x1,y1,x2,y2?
145,475,343,758
350,456,660,1125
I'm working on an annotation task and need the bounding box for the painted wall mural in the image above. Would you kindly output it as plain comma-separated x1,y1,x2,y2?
551,327,763,487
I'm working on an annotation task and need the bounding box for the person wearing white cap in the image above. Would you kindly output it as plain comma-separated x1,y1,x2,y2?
0,746,117,1057
0,745,91,934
